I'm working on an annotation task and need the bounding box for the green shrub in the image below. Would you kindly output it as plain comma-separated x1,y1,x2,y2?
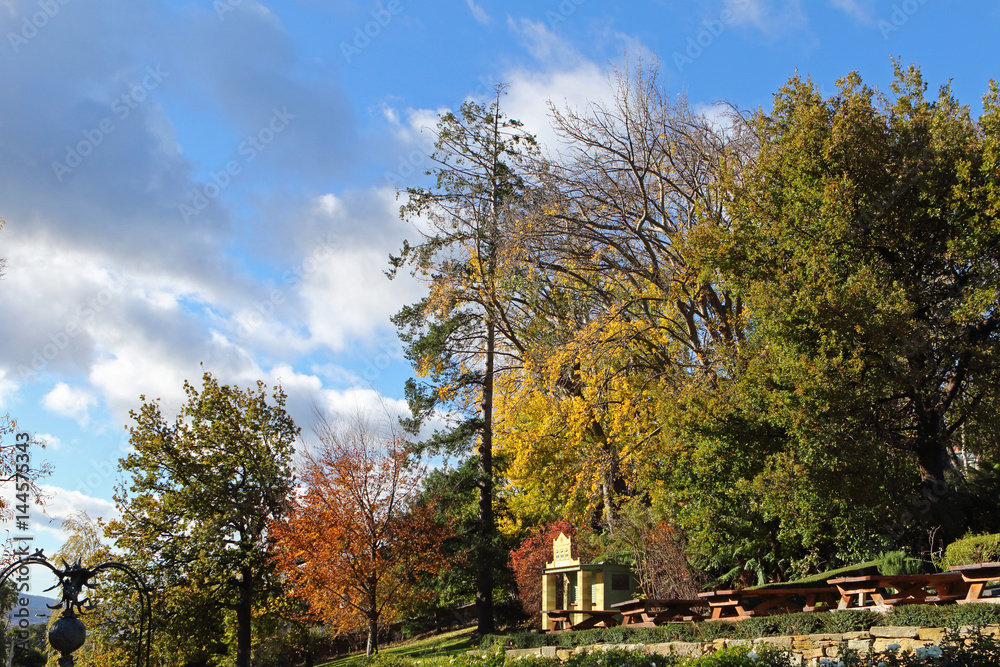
876,551,924,576
734,614,822,639
943,533,1000,569
564,647,673,667
821,610,882,634
884,604,951,628
498,658,561,667
884,603,1000,629
481,603,1000,652
937,603,1000,627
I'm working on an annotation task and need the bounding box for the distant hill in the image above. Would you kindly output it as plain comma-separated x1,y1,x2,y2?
7,594,59,626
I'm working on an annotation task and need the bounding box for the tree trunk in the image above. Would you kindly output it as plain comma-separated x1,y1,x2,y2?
916,441,947,488
367,579,380,655
914,407,949,491
367,616,379,656
477,318,496,635
236,576,253,667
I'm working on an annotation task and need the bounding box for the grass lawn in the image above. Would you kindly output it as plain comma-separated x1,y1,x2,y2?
318,627,479,667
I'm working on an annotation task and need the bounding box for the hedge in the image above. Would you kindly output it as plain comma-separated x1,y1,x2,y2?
481,605,1000,649
459,629,1000,667
943,533,1000,570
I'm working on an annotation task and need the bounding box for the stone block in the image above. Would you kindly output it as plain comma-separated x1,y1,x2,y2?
505,649,539,660
670,642,704,657
846,639,870,652
643,643,672,657
870,626,919,639
756,636,794,648
872,638,915,653
841,631,868,640
555,649,572,661
917,628,946,642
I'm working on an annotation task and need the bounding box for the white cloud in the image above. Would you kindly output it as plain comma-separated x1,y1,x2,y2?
721,0,809,37
36,433,62,451
297,188,424,352
828,0,874,24
465,0,491,25
319,386,409,423
502,61,612,154
33,484,119,547
507,17,581,69
0,369,15,408
42,383,97,425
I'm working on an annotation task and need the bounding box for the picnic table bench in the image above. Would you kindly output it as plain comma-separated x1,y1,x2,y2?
542,609,620,632
610,598,708,626
697,586,841,621
827,572,967,610
949,562,1000,604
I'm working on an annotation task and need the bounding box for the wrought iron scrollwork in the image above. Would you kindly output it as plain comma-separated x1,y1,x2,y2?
0,549,151,667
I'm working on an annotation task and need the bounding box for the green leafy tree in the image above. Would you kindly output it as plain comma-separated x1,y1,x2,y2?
107,372,299,667
389,87,539,634
707,63,1000,561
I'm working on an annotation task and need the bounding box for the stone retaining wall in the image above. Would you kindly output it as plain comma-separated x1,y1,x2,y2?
504,625,1000,666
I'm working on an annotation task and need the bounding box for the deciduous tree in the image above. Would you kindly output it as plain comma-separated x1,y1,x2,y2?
509,520,595,621
107,372,298,667
493,61,753,533
271,411,450,656
714,63,1000,550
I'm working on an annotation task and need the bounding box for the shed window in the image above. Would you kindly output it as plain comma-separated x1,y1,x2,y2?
611,574,630,591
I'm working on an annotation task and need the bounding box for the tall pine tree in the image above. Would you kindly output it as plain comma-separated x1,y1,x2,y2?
389,87,537,634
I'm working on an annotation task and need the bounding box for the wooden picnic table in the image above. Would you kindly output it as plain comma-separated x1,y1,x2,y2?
827,572,967,610
949,562,1000,604
542,609,620,632
610,598,708,626
696,586,841,621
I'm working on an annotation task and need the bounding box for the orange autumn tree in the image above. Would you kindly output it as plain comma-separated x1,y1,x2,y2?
271,411,449,656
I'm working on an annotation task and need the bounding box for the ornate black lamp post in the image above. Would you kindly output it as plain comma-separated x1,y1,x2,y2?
0,549,151,667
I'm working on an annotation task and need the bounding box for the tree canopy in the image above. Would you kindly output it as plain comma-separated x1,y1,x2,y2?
107,371,299,667
271,411,450,655
485,62,1000,582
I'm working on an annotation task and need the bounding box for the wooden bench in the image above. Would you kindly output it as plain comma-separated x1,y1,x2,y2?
698,586,841,621
610,598,708,626
827,572,968,609
949,562,1000,604
542,609,620,632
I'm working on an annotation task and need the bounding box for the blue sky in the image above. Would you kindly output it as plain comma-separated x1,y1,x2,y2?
1,0,999,566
